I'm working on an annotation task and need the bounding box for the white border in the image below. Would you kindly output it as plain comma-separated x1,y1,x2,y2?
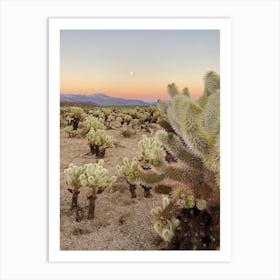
49,18,231,262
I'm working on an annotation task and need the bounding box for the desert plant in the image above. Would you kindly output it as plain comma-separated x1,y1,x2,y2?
70,107,85,130
64,126,79,138
117,157,139,198
79,116,105,136
120,127,135,138
151,196,180,242
80,160,117,219
138,135,166,169
140,183,152,198
86,129,114,158
64,164,85,217
138,71,220,249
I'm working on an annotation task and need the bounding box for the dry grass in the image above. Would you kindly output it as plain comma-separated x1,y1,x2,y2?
60,128,165,250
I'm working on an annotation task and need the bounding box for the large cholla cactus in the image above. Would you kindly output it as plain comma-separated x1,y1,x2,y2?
80,160,117,219
79,116,105,136
138,71,220,249
86,129,114,158
117,157,139,198
64,164,85,214
139,71,220,204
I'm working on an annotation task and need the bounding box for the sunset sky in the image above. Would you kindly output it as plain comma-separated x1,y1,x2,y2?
60,30,219,100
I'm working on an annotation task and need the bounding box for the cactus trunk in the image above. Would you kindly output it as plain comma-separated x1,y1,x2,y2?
67,188,80,214
129,184,137,198
140,184,152,198
90,145,98,155
144,188,152,197
72,118,79,130
71,190,80,213
87,194,97,220
97,148,105,158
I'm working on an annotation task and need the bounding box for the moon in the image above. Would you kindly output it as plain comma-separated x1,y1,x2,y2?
130,71,134,76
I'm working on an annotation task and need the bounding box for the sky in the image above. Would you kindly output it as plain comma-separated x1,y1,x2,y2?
60,30,219,100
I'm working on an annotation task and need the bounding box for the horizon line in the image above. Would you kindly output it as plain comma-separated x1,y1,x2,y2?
60,92,173,101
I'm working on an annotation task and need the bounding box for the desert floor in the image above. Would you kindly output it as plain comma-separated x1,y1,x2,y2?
60,128,165,250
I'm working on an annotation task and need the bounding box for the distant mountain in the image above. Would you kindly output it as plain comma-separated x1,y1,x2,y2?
60,93,150,107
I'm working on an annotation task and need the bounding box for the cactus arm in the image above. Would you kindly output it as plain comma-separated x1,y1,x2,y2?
167,94,210,157
136,167,165,184
156,130,203,170
160,163,202,185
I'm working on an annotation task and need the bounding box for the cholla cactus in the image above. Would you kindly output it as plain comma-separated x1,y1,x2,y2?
86,129,115,158
70,107,85,130
117,157,139,198
64,164,85,214
64,126,79,138
151,196,180,242
80,160,117,219
138,135,166,168
79,116,105,136
138,72,220,249
120,127,135,138
139,72,220,205
123,114,132,125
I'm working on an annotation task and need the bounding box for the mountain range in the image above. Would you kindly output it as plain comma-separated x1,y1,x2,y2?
60,93,153,107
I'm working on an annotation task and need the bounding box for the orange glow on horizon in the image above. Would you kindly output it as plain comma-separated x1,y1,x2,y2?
60,81,203,100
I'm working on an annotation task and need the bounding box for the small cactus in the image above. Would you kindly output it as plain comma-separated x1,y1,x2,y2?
80,160,117,219
69,107,85,130
86,129,114,158
117,157,139,198
64,164,85,216
79,116,105,136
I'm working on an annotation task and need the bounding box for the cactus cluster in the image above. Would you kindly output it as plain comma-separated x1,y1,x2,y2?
61,105,160,135
64,160,117,220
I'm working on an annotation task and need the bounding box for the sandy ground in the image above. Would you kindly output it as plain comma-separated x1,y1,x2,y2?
60,128,165,250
